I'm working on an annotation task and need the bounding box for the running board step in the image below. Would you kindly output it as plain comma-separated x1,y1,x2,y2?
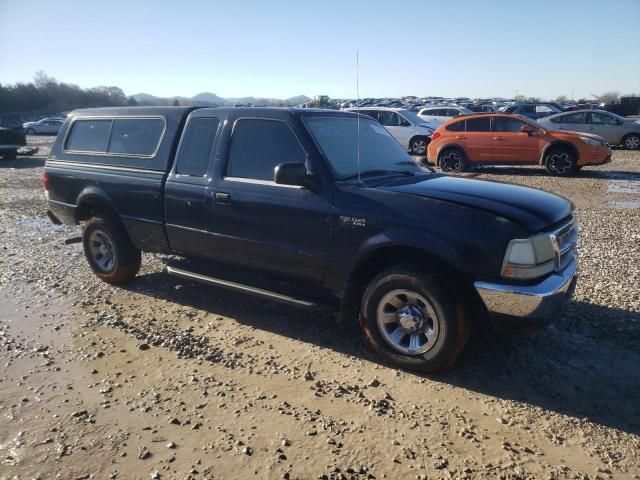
165,266,323,309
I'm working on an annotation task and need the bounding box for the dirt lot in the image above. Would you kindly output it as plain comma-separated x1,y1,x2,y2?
1,136,639,480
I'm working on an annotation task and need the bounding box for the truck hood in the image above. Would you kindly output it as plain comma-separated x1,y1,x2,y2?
383,175,573,232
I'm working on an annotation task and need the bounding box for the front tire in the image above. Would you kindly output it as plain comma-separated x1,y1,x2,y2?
359,267,468,372
409,136,429,156
622,133,640,150
438,148,466,173
544,147,577,176
82,216,141,284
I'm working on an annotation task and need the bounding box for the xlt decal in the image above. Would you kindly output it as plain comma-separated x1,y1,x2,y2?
339,215,366,227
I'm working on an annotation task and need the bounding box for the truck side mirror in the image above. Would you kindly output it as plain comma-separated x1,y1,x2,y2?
274,162,309,187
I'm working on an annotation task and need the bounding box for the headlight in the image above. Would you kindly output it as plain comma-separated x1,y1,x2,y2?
579,136,601,147
502,235,555,279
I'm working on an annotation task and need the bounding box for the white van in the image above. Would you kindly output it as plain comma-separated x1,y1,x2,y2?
417,106,472,126
344,107,435,155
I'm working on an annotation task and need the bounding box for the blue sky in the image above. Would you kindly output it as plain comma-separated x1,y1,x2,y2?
1,0,639,100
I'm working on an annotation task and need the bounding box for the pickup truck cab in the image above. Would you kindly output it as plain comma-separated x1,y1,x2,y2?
45,107,578,372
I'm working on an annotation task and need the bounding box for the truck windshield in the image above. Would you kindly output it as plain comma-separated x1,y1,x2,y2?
304,115,422,180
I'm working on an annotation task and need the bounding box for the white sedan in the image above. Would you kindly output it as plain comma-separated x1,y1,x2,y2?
23,118,65,135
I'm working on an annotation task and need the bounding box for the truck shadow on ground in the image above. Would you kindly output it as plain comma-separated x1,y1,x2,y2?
122,268,640,436
0,157,46,169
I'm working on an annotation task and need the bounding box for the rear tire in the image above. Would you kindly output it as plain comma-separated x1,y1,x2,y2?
409,136,429,156
82,216,141,284
622,133,640,150
544,147,577,176
438,148,466,173
359,267,468,373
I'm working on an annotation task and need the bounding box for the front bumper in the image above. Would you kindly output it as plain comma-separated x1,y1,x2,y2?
474,257,577,333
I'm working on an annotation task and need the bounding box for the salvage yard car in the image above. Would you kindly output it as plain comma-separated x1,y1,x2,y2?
23,117,65,135
427,113,612,175
45,107,578,372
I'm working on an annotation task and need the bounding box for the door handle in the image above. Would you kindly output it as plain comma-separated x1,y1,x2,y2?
493,137,506,141
215,192,231,204
455,136,467,140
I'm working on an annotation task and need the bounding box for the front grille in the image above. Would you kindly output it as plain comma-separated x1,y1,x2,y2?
550,215,578,272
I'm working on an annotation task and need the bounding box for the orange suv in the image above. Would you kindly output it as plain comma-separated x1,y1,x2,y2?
426,113,612,176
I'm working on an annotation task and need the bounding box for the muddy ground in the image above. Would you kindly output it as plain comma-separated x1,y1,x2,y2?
1,136,639,480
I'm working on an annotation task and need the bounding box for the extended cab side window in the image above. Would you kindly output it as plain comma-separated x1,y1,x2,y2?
226,119,305,181
175,117,220,176
108,118,165,156
66,119,111,152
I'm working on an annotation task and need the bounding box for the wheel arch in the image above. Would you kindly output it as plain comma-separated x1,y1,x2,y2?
621,132,640,149
408,134,431,149
75,187,120,224
338,239,479,323
539,141,579,165
435,143,467,166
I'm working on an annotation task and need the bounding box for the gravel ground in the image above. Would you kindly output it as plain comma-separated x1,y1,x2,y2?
0,136,639,480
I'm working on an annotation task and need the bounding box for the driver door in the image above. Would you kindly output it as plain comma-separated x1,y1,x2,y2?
207,116,332,281
492,116,540,162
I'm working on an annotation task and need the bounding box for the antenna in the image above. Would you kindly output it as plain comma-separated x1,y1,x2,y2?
356,51,361,183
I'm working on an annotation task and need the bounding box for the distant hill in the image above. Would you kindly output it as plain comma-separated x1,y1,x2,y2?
131,92,311,107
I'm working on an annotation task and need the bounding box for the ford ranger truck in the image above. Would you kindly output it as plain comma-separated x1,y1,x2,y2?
44,107,578,372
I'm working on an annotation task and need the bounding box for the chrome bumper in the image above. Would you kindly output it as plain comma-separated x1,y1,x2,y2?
474,257,577,333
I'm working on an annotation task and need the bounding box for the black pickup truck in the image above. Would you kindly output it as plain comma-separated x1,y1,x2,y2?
0,113,27,159
45,107,578,372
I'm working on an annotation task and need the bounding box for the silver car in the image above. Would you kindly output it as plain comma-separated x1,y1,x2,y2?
538,110,640,150
23,118,65,135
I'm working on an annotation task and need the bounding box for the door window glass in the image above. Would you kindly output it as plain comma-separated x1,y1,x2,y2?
227,119,306,181
378,111,402,127
465,117,491,132
446,120,465,132
175,117,220,176
493,117,528,132
590,112,617,125
557,112,587,124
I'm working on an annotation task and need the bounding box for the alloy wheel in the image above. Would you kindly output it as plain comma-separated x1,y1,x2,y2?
411,139,427,155
89,230,116,272
440,151,462,172
376,289,440,355
548,152,573,175
624,135,640,150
